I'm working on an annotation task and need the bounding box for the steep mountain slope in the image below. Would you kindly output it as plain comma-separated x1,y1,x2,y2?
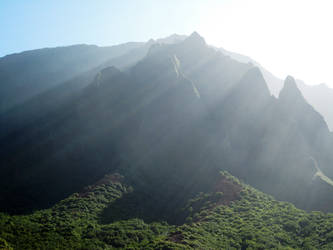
0,42,145,114
220,46,333,131
0,34,185,145
0,33,187,117
0,41,153,141
1,32,333,216
0,35,187,141
297,82,333,132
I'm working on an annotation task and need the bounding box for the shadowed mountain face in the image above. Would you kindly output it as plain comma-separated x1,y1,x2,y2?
1,32,333,215
0,33,187,116
0,43,146,114
0,35,186,141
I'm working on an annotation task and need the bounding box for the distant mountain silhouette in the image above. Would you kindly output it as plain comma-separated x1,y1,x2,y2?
0,43,145,114
218,46,333,131
0,35,186,140
0,33,187,116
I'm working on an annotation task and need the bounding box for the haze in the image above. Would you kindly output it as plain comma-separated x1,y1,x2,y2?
1,0,333,87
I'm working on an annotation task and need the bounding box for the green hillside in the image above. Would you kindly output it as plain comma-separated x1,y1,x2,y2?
1,172,333,249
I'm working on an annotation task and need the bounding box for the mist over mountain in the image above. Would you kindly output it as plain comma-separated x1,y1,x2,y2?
1,32,333,211
1,32,333,249
219,46,333,131
0,43,145,113
0,35,185,140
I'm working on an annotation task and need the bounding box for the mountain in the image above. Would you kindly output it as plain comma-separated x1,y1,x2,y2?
1,32,333,248
0,42,145,114
1,32,333,217
0,35,185,141
297,82,333,132
219,46,333,131
0,33,187,117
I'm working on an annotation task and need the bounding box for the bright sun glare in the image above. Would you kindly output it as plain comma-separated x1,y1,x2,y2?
197,0,333,87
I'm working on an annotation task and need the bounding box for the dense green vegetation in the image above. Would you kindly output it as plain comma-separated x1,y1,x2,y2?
1,172,333,249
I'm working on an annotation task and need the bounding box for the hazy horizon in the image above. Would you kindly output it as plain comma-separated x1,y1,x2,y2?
2,0,333,87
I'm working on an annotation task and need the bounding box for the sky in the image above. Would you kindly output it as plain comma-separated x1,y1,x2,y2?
1,0,333,87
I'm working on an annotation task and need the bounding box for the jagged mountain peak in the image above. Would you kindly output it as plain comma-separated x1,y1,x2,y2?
279,75,305,102
238,67,270,97
183,31,206,46
285,75,298,88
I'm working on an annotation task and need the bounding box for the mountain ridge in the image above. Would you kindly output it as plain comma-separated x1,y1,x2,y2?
1,31,333,249
1,32,333,215
217,43,333,131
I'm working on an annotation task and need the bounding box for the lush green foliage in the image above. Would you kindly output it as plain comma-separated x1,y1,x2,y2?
0,174,175,249
1,172,333,249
